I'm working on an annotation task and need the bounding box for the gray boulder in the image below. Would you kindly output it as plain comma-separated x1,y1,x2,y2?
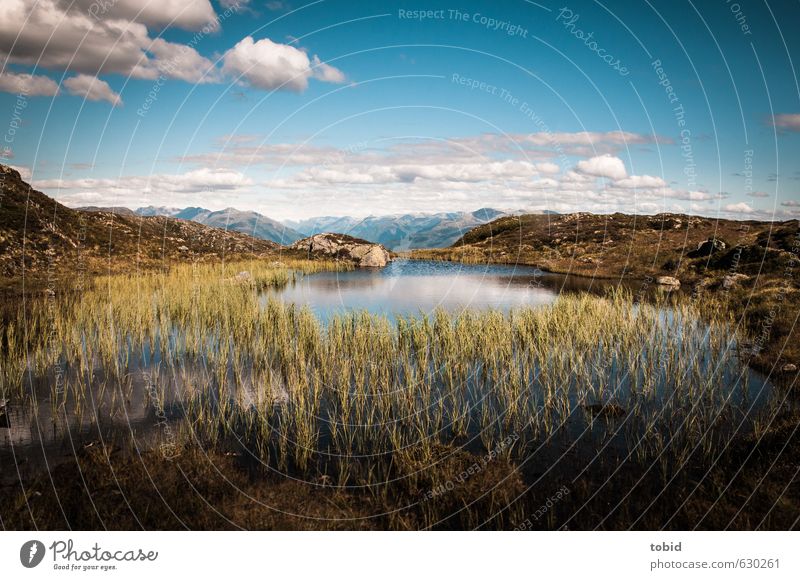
291,233,392,267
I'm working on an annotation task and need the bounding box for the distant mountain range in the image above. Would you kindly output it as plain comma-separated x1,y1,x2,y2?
285,208,554,250
80,205,304,245
79,204,557,250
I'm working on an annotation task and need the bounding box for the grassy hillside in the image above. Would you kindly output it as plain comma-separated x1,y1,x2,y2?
414,212,795,281
0,164,280,287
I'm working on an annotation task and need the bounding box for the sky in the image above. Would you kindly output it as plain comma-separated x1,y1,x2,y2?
1,0,799,220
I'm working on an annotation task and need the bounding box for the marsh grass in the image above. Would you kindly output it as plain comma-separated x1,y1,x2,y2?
0,258,773,521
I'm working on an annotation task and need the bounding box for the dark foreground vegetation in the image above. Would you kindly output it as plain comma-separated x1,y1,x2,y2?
3,413,797,530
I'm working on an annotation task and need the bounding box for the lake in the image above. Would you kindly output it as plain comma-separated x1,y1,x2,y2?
267,259,624,321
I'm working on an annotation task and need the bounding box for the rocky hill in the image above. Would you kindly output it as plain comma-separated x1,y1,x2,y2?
413,211,797,284
0,164,280,284
290,233,392,267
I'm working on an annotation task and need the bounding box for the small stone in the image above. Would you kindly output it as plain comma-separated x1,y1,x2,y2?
722,273,750,289
781,363,797,373
656,276,681,287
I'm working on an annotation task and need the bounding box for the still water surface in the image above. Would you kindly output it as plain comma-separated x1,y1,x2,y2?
268,259,613,321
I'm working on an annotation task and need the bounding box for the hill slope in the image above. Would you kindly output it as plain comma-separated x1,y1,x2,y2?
190,208,303,245
0,165,279,282
414,211,797,283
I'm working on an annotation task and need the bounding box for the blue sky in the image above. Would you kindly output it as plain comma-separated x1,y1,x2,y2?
1,0,799,219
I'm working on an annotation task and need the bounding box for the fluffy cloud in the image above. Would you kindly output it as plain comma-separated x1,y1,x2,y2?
781,200,800,207
64,74,122,106
0,0,219,80
0,0,345,105
576,154,628,180
222,36,345,91
747,191,770,198
0,71,59,96
37,168,253,206
311,55,346,83
723,202,754,213
147,38,221,83
534,162,560,174
613,175,667,189
771,114,800,132
74,0,219,31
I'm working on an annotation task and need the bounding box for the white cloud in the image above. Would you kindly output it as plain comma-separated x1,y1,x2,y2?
0,0,218,80
781,200,800,207
747,191,770,198
560,170,594,183
534,162,560,174
182,131,665,170
163,133,773,219
0,71,59,96
148,38,221,83
683,191,722,201
1,1,344,99
576,154,628,180
522,178,560,190
520,130,664,147
79,0,219,31
445,131,669,158
723,202,754,213
222,36,345,91
613,175,667,189
64,74,122,106
771,114,800,132
36,168,253,207
310,55,346,83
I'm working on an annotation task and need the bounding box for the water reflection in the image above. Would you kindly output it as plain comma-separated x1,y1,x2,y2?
269,260,567,321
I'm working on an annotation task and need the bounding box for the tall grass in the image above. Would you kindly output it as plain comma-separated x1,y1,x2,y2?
0,259,770,500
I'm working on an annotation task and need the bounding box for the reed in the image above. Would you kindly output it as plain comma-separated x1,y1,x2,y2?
0,260,773,496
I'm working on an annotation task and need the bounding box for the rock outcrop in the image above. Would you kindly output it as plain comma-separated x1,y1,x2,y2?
688,238,727,258
290,233,392,267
